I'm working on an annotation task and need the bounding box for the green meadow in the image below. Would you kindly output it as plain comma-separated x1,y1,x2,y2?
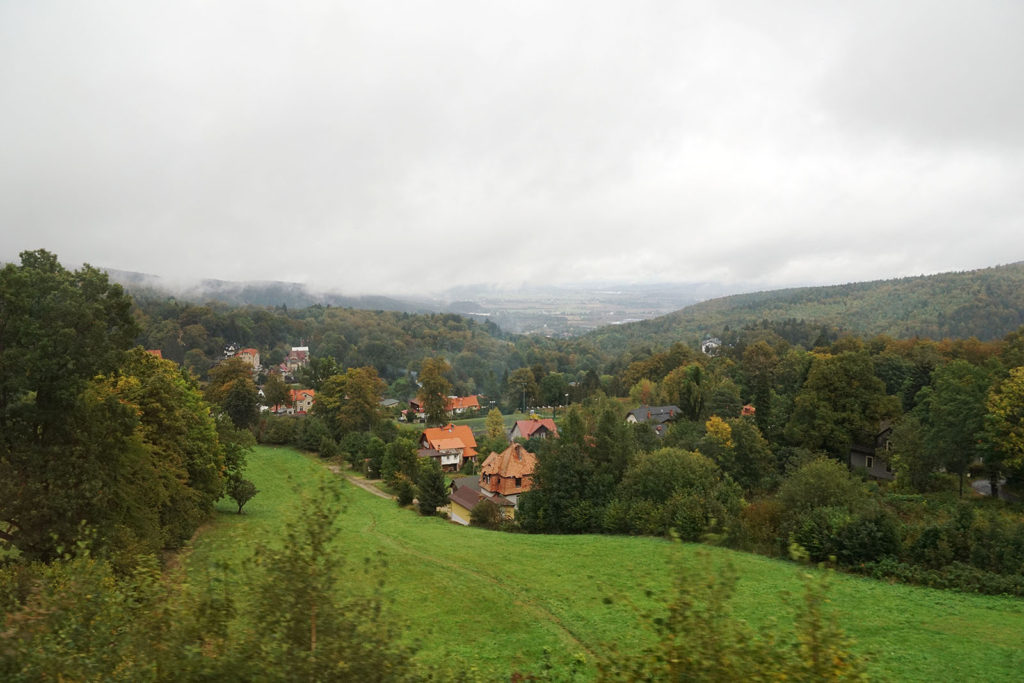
185,446,1024,681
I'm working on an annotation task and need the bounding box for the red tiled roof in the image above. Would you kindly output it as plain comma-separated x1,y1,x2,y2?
290,388,315,402
513,418,558,439
447,395,480,411
145,349,163,359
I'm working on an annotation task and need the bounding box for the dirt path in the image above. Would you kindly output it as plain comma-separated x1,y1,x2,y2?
323,463,395,501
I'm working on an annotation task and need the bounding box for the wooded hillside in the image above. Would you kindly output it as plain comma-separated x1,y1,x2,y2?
588,262,1024,354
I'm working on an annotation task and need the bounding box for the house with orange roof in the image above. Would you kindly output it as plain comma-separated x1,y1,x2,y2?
408,394,481,421
509,417,558,441
290,388,315,414
418,423,478,472
271,388,316,415
447,395,480,414
480,442,537,507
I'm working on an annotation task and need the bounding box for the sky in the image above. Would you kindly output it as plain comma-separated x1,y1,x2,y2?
2,1,1023,296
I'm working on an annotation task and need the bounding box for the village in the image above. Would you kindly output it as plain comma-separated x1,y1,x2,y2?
197,339,905,532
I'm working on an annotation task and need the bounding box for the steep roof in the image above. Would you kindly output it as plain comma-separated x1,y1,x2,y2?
513,418,558,439
481,442,537,479
289,388,315,402
421,424,478,458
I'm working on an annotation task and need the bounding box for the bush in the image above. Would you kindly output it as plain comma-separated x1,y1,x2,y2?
835,510,902,564
261,416,296,445
789,506,848,563
470,499,503,529
598,552,864,681
394,476,415,507
318,435,339,459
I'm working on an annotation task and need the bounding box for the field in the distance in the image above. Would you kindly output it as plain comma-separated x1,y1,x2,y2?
185,447,1024,680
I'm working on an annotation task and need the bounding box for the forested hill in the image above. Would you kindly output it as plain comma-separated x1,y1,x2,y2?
587,262,1024,353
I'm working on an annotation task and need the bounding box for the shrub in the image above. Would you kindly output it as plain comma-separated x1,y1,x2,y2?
394,476,415,507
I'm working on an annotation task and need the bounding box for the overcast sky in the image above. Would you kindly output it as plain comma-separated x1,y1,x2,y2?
2,1,1023,295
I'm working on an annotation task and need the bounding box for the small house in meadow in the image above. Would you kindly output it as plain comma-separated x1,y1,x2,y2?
448,477,515,525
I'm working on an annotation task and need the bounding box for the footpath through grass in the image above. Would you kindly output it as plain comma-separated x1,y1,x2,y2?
185,446,1024,680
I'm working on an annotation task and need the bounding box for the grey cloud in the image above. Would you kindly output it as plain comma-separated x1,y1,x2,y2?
1,2,1023,295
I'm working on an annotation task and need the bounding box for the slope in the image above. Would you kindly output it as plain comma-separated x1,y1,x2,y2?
588,262,1024,353
185,446,1024,681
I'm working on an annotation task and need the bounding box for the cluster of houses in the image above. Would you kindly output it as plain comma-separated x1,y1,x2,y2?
404,394,481,422
440,416,558,525
223,343,310,383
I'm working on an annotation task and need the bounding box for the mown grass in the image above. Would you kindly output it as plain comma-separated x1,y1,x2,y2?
185,446,1024,681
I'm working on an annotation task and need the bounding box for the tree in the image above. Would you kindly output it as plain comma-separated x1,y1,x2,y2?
506,367,539,412
227,478,259,514
111,348,227,547
742,340,778,436
262,373,291,411
479,406,509,456
314,367,384,438
661,364,708,421
699,417,774,492
381,437,418,486
981,366,1024,500
777,458,867,517
416,459,447,516
417,357,453,426
920,360,993,496
629,378,660,406
607,447,743,539
470,499,503,529
0,251,143,558
785,351,899,460
888,415,938,492
238,479,415,680
205,358,260,429
485,407,506,442
297,355,339,391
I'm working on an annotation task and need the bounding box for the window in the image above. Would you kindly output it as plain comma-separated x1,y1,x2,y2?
865,456,874,469
514,477,522,487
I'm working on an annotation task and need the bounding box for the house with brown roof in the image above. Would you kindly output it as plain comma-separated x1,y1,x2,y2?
509,418,558,441
418,423,479,472
480,442,537,506
448,477,515,526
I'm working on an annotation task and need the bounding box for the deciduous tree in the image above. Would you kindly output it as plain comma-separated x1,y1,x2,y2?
417,357,453,426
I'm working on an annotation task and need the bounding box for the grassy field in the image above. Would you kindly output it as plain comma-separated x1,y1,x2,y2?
185,446,1024,680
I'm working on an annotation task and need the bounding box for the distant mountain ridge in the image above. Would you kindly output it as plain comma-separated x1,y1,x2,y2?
587,262,1024,352
105,269,436,313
